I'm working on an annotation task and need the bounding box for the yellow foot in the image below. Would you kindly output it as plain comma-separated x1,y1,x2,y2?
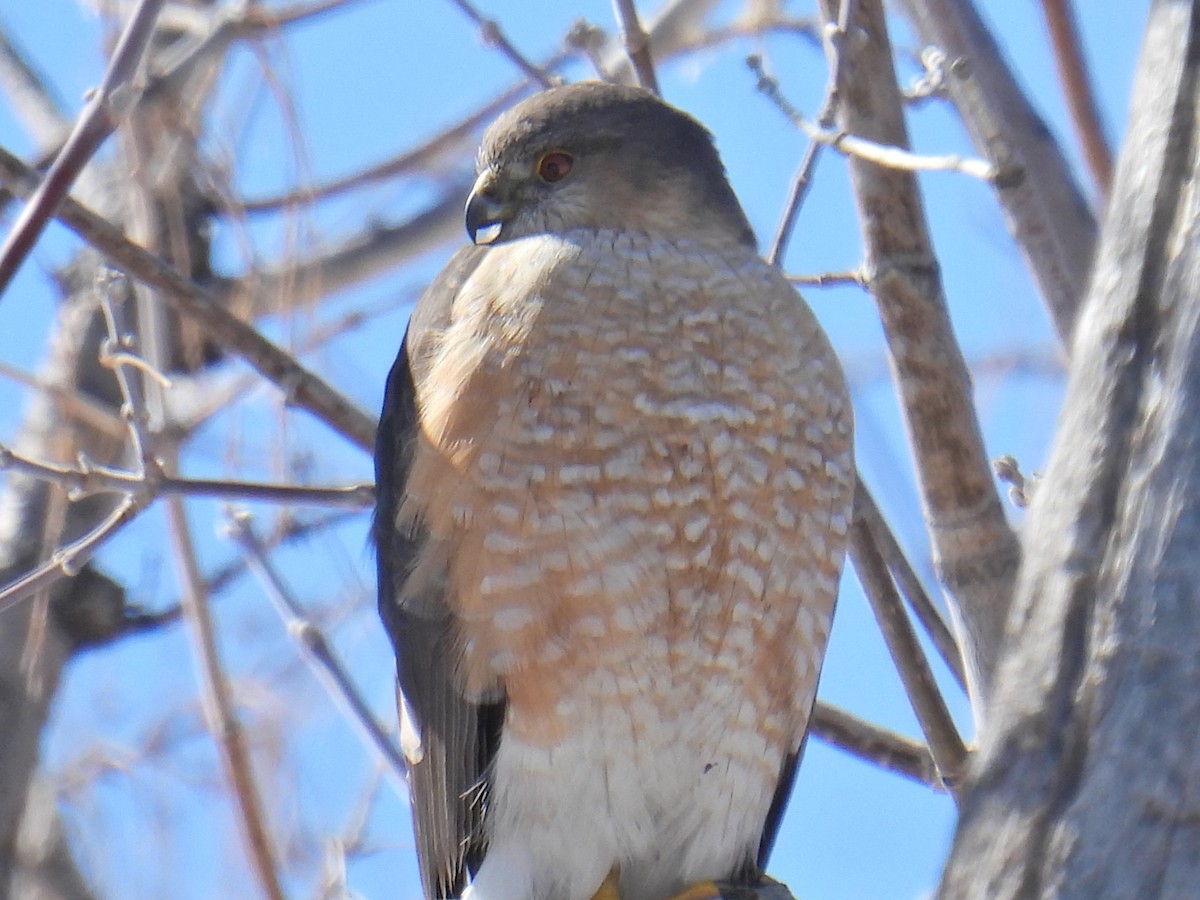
590,869,622,900
666,881,722,900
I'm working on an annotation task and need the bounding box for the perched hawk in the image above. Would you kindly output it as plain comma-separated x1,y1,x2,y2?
375,82,854,900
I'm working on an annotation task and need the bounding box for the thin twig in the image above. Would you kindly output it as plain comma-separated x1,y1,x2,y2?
855,481,967,691
166,498,286,900
0,497,142,615
1040,0,1113,199
848,512,968,793
612,0,660,93
788,269,867,289
0,20,71,147
447,0,558,88
767,38,841,267
0,0,166,297
0,144,376,452
810,701,944,791
747,54,996,182
0,443,373,508
239,77,540,213
224,512,409,791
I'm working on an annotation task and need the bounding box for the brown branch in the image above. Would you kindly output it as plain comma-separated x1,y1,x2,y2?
0,443,373,508
810,701,945,791
0,0,166,297
612,0,660,94
0,145,377,452
855,481,968,691
814,0,1020,718
849,513,968,793
165,498,285,900
894,0,1097,345
1040,0,1113,199
766,47,839,267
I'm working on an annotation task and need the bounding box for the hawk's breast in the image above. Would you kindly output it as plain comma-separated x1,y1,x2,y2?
406,229,852,745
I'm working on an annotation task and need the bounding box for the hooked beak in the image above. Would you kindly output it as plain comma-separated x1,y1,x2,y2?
465,170,509,245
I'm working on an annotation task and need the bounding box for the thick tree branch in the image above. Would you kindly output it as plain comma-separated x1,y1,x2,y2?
0,0,165,296
815,0,1019,718
940,5,1200,896
895,0,1098,345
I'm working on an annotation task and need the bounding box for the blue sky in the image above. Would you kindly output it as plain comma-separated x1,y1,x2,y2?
0,1,1150,898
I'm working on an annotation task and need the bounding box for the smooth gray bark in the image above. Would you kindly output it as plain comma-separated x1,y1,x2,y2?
940,2,1200,896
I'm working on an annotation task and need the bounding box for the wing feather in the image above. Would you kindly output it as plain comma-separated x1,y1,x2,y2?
374,247,504,898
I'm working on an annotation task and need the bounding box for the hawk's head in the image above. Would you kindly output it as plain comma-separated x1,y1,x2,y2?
465,81,755,249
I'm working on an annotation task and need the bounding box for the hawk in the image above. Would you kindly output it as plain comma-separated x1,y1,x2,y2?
374,82,854,900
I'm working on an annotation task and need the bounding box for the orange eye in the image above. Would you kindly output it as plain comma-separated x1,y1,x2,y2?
536,151,573,183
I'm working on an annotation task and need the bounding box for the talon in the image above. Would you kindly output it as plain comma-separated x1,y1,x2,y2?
590,868,622,900
666,881,722,900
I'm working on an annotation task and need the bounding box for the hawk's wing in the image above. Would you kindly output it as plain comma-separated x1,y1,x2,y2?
374,246,504,898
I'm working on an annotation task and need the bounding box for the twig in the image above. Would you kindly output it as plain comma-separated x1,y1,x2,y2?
0,20,71,147
612,0,660,94
166,498,286,900
224,512,409,791
0,443,373,508
0,0,166,297
0,359,126,438
855,481,967,691
810,701,944,791
748,55,996,182
115,512,361,638
0,144,377,452
848,513,968,793
447,0,558,88
1040,0,1113,199
766,40,840,267
0,497,142,615
788,269,866,289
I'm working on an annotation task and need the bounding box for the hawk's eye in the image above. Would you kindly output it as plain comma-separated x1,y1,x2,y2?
536,151,574,183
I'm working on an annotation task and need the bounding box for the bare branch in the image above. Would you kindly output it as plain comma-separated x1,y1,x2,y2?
611,0,660,94
447,0,558,88
0,0,166,297
0,443,373,509
748,55,996,182
849,513,968,793
895,0,1098,345
0,496,141,616
224,512,408,792
165,498,285,900
788,269,866,289
810,701,945,791
0,145,377,452
1039,0,1113,199
813,0,1020,718
856,481,967,692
